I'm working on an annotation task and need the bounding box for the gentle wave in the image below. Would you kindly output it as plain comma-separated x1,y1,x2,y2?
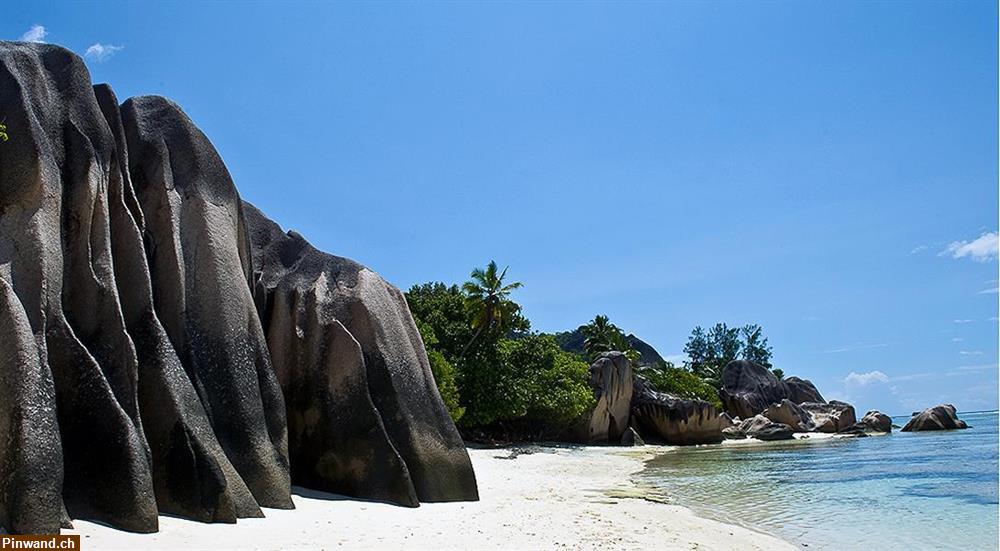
636,411,999,550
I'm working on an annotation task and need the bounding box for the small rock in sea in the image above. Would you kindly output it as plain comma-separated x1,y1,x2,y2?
860,410,892,433
902,404,970,431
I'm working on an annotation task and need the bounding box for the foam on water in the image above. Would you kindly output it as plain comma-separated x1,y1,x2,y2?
637,411,999,550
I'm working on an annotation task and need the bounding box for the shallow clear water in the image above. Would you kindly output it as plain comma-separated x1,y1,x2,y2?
637,411,999,550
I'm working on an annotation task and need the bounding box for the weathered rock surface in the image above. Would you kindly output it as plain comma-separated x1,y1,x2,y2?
754,424,796,441
902,404,969,432
0,41,477,533
244,203,477,503
0,279,63,534
584,352,634,443
722,426,747,440
763,399,815,432
784,376,825,404
739,415,795,441
719,360,826,418
860,410,892,433
718,412,735,430
95,83,262,525
630,376,724,445
0,41,157,533
800,401,857,433
122,95,294,511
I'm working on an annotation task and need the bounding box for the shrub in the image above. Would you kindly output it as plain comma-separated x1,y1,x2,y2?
640,363,723,410
458,335,595,432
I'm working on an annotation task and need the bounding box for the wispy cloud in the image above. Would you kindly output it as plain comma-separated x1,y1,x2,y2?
942,231,998,262
959,350,984,356
20,25,47,43
819,342,890,354
910,245,928,255
954,319,974,324
84,43,123,62
978,287,999,294
844,370,889,386
955,363,997,372
951,337,964,342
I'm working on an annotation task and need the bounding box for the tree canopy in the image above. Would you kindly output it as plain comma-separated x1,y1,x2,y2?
683,323,775,388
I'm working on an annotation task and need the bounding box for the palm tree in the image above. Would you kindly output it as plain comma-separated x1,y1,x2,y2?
582,315,640,363
582,315,617,360
461,260,523,355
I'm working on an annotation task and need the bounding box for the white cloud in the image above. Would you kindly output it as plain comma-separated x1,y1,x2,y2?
84,43,123,62
20,25,47,43
954,319,974,324
951,337,964,342
978,287,999,294
844,370,890,386
959,350,984,356
942,231,998,262
955,363,997,372
819,342,890,354
910,245,928,255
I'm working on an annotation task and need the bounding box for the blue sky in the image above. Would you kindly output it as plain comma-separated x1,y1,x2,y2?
6,1,997,416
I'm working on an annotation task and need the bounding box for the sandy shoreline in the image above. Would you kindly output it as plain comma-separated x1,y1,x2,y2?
66,445,794,550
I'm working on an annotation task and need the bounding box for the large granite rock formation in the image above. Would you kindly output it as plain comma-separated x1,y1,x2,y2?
763,399,815,432
719,360,826,418
630,376,724,445
583,352,634,443
860,410,892,433
800,401,857,433
784,377,825,404
244,203,477,503
0,41,477,534
902,404,969,431
122,94,294,512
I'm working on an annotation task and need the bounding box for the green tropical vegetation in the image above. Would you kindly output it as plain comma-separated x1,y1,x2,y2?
408,261,779,439
580,315,640,364
683,323,776,389
407,264,592,438
637,362,724,410
0,121,8,142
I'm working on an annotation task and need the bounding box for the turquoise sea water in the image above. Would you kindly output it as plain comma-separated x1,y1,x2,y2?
637,411,999,550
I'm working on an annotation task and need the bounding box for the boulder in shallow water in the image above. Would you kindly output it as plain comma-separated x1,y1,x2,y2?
763,399,815,432
901,404,969,432
860,410,892,433
738,415,795,441
754,423,795,441
722,426,747,440
631,376,723,445
800,401,857,433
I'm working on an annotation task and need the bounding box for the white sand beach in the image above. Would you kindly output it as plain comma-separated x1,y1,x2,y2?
67,446,793,550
